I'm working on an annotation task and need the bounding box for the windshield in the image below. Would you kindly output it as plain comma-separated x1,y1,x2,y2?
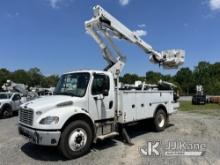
0,93,11,99
54,72,90,97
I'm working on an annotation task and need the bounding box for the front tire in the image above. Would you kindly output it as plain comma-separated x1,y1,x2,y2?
1,105,13,118
58,120,93,159
153,109,167,132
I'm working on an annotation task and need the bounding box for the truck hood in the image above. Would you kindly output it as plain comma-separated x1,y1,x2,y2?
0,99,11,105
21,95,75,112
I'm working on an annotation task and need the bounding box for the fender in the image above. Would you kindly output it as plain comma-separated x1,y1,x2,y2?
153,104,168,117
61,112,96,140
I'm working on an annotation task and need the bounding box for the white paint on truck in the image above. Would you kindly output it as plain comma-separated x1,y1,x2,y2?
0,92,22,118
118,90,178,123
18,70,179,159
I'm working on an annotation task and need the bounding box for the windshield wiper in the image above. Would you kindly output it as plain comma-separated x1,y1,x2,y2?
54,92,78,97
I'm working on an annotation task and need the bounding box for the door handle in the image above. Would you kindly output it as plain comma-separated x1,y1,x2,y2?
109,101,113,109
93,95,104,100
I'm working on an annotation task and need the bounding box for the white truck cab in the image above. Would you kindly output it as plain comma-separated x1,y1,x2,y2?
0,92,22,118
18,5,184,159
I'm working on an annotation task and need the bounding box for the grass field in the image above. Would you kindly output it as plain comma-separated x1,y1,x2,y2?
179,101,220,115
180,101,220,111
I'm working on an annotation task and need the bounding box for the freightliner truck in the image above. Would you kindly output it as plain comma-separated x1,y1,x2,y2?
18,5,185,159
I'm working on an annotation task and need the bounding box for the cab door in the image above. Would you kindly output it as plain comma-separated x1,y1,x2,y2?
11,94,22,111
89,73,115,121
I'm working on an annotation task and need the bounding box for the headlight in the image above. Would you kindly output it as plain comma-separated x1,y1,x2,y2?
39,116,59,125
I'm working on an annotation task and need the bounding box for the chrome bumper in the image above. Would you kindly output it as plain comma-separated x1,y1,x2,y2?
18,124,61,146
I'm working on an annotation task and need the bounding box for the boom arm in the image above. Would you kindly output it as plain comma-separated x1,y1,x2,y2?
85,5,185,78
2,80,28,95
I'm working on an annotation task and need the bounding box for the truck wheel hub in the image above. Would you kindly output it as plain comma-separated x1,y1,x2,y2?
158,114,165,128
68,128,87,151
75,135,82,144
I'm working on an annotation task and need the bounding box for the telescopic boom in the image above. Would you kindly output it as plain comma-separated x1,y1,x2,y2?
85,5,185,78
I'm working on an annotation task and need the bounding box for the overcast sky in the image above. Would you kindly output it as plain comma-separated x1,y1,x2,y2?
0,0,220,76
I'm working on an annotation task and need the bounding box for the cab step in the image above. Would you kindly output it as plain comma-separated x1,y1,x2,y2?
97,132,119,140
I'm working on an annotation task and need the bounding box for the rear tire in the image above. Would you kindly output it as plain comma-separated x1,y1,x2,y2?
153,109,167,132
2,105,13,118
58,120,93,159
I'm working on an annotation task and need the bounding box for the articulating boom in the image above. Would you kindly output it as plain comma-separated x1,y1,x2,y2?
2,80,28,95
85,5,185,78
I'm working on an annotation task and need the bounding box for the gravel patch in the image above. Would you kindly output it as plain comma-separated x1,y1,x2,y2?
0,111,220,165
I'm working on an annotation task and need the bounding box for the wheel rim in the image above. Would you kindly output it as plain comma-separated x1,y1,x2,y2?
158,113,165,128
68,128,87,152
3,110,10,117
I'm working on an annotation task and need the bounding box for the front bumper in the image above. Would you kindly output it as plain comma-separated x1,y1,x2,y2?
18,124,61,146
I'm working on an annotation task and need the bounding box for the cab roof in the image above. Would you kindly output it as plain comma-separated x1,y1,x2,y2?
64,70,110,75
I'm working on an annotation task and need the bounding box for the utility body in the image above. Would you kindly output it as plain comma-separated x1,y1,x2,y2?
18,5,185,159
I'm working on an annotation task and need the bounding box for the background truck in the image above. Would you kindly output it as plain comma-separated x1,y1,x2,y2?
0,80,37,118
0,92,22,118
192,85,206,105
18,5,185,159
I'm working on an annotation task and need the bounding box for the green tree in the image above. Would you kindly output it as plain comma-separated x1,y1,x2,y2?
175,67,193,95
0,68,11,88
42,75,59,88
11,69,30,85
204,62,220,95
120,73,140,84
193,61,210,86
145,71,162,84
28,68,44,87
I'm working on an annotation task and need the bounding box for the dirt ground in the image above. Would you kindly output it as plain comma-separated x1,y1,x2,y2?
0,110,220,165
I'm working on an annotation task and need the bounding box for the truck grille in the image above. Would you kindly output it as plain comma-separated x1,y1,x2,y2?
19,108,34,126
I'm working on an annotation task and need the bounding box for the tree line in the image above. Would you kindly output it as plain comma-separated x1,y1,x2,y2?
0,67,59,89
0,61,220,95
120,61,220,95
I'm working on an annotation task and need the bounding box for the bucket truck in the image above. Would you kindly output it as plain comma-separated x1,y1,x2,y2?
18,5,185,159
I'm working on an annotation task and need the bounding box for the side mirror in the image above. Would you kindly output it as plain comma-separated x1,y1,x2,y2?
103,89,109,97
